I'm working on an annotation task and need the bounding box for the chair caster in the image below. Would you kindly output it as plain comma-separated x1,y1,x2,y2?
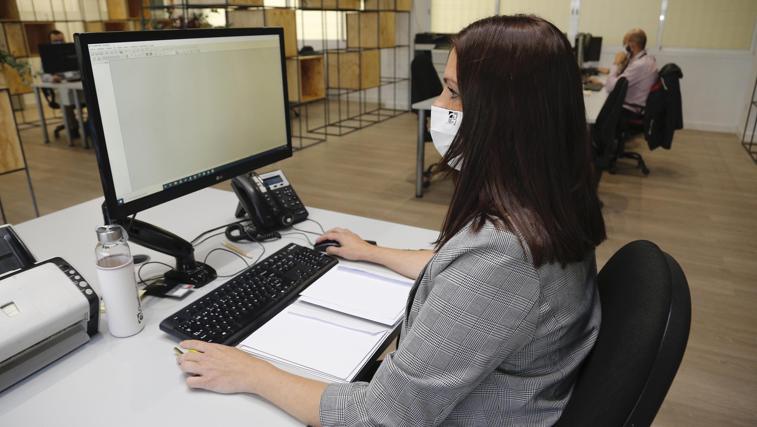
641,167,650,176
422,171,432,188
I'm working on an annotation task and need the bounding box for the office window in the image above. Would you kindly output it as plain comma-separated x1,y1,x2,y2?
578,0,661,47
297,11,343,41
663,0,757,50
500,0,571,32
431,0,496,34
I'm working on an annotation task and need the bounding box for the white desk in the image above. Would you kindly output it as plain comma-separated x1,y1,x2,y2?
32,80,87,148
0,188,437,426
412,90,608,197
584,89,608,125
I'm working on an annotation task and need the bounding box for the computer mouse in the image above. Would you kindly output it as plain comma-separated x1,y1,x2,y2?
313,240,341,252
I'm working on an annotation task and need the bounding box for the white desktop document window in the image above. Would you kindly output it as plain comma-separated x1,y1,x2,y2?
88,35,288,204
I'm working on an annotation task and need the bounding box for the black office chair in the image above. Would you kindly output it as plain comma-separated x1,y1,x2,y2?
555,240,692,426
411,51,444,188
617,111,649,174
591,77,628,185
41,88,67,139
615,64,684,176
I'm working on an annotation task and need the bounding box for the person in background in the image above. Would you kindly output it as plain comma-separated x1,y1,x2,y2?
42,29,80,138
49,29,65,44
593,28,657,121
175,15,605,426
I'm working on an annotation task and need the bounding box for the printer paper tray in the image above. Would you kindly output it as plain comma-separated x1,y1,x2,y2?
0,321,89,393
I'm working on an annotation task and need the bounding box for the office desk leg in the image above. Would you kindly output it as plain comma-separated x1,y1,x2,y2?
416,109,426,198
73,91,86,148
34,87,50,144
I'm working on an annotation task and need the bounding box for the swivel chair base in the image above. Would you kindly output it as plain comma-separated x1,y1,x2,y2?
610,151,650,175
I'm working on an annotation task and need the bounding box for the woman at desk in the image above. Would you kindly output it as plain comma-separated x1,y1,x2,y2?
177,15,605,426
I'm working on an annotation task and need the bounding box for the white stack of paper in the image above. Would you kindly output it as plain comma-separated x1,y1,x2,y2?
299,266,414,326
237,265,414,382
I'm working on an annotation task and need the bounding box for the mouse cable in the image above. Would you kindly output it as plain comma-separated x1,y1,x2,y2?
280,230,314,246
303,218,326,234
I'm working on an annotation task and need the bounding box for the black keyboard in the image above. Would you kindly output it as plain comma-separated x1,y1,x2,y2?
159,243,338,345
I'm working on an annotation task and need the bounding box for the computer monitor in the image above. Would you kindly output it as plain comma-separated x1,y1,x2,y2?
574,33,602,65
39,43,79,74
75,28,292,289
584,36,602,62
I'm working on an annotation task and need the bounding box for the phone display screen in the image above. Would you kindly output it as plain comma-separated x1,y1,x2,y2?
263,176,284,187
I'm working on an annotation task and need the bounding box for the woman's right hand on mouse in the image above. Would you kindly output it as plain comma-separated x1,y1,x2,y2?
317,228,376,261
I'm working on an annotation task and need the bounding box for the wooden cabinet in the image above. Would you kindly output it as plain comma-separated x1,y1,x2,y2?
346,12,395,49
24,22,56,56
287,55,326,103
228,0,263,5
0,1,21,21
364,0,412,11
0,88,25,174
1,63,31,95
300,0,360,10
228,8,297,57
327,49,379,90
3,23,28,58
106,0,141,20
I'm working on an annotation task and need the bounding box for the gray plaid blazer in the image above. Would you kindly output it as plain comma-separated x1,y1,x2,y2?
320,222,601,426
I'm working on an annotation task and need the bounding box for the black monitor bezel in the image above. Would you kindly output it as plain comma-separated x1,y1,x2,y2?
39,42,79,74
75,28,292,222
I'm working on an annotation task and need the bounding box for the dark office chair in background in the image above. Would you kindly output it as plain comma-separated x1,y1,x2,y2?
555,240,691,427
411,51,444,188
592,77,628,185
411,51,443,138
41,88,67,139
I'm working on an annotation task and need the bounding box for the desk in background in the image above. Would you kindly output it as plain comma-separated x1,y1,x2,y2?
412,89,609,197
0,188,436,426
32,80,88,148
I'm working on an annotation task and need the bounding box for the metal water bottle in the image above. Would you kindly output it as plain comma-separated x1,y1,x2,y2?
95,225,144,337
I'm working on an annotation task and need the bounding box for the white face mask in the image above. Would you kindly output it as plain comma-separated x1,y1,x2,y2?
430,105,463,170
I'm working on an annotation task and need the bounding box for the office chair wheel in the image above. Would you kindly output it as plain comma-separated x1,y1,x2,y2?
641,166,650,176
53,124,65,139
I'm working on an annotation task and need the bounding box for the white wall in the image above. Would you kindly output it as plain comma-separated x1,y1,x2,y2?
595,47,756,133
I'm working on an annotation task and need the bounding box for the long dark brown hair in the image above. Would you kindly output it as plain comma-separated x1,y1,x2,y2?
436,15,606,267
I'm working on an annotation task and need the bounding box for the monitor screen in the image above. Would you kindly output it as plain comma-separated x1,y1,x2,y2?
39,43,79,74
584,36,602,62
76,28,292,220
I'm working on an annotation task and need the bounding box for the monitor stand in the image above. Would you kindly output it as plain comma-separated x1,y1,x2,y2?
104,207,216,296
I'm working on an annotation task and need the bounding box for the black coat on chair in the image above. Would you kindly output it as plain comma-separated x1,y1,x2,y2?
644,64,683,150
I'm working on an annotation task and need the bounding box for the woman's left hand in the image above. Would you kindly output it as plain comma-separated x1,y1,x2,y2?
176,339,273,395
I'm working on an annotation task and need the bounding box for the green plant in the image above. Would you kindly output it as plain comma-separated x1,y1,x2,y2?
0,49,31,84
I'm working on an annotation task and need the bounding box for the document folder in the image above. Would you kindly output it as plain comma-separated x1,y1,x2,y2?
237,265,414,382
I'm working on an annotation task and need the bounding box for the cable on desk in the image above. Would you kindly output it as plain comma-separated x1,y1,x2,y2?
304,218,326,234
203,246,268,278
281,230,314,246
193,230,227,247
291,226,320,237
190,219,248,246
136,260,173,286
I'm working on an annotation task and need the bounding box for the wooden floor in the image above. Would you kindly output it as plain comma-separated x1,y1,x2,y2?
2,113,756,426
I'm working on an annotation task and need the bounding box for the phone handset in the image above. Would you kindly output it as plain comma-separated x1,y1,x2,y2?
230,173,293,235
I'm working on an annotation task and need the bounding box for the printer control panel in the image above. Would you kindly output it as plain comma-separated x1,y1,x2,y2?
47,257,100,337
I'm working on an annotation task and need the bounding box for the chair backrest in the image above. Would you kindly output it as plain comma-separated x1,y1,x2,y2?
593,77,628,170
411,52,443,105
555,240,691,427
